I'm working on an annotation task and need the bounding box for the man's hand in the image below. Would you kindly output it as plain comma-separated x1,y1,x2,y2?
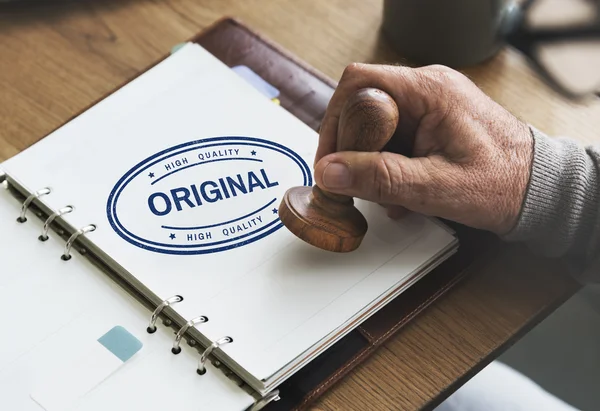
313,63,534,235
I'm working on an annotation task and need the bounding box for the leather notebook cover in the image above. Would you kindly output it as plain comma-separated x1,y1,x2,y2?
191,17,499,410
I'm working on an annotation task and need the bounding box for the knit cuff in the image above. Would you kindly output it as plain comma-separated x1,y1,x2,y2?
503,127,563,243
502,126,600,259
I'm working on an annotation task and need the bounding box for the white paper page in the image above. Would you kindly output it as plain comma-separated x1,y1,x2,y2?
194,201,456,380
0,188,253,411
0,189,111,372
0,43,455,383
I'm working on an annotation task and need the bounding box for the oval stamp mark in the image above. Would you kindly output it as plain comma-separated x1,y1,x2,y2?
106,136,312,255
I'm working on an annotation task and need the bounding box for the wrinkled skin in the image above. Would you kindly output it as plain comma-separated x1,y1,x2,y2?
313,63,534,236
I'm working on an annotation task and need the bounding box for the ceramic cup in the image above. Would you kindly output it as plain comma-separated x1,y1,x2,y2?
381,0,520,67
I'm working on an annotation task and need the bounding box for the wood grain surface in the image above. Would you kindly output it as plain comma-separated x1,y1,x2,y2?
0,1,598,410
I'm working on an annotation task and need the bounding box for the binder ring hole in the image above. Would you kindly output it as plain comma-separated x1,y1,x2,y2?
146,295,184,334
40,205,75,242
172,315,208,355
18,187,51,223
61,223,96,261
197,336,232,375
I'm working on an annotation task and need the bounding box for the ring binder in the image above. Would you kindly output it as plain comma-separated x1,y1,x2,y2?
17,187,51,223
0,170,5,184
249,390,281,411
146,295,184,333
61,224,96,261
197,336,233,375
39,205,75,241
172,315,208,354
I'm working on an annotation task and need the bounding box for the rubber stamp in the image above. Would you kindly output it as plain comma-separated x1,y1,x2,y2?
279,88,400,252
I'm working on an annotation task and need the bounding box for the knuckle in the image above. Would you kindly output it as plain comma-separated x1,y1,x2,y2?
415,65,470,117
426,64,455,75
420,64,465,88
341,62,364,80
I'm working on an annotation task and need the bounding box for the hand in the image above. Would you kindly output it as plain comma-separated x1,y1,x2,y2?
313,63,534,235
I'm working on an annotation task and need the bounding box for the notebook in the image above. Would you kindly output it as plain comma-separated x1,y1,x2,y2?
0,39,458,409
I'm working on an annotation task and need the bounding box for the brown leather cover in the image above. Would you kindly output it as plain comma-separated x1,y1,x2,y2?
189,17,498,410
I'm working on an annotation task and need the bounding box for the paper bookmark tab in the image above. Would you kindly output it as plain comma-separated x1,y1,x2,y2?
170,45,280,102
30,326,142,411
97,325,143,362
231,65,280,99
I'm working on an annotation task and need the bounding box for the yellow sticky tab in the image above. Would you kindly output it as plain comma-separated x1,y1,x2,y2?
271,98,280,105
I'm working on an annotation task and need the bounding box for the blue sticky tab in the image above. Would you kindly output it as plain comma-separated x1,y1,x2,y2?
232,65,280,99
97,326,143,362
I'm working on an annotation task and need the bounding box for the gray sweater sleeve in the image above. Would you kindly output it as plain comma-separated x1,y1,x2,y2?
503,126,600,284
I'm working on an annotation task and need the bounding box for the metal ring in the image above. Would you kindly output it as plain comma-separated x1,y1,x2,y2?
61,224,96,261
17,187,51,223
39,205,75,241
249,390,281,411
146,295,184,334
172,315,208,354
197,336,233,375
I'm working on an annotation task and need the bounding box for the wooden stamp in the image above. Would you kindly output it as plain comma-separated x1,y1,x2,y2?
279,88,400,252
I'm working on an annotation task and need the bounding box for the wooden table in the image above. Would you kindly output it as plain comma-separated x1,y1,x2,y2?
1,1,598,410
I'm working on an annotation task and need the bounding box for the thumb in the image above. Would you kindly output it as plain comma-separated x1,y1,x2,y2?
314,151,435,209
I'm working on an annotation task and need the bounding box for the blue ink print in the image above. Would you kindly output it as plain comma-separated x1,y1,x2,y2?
106,137,312,255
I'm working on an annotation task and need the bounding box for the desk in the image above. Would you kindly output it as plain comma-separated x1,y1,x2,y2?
0,1,598,410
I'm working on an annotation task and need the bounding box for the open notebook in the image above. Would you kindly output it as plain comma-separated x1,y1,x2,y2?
0,42,458,408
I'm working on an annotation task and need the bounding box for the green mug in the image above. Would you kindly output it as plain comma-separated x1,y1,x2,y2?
381,0,520,67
